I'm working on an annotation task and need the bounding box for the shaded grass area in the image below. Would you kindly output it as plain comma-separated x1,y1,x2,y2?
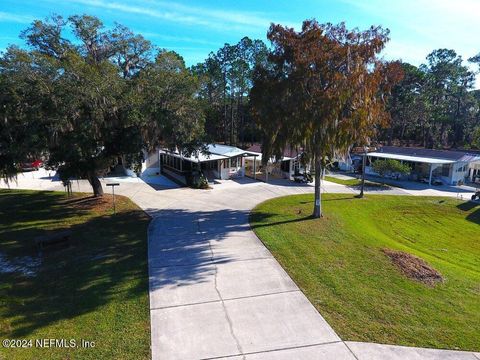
0,190,151,360
250,194,480,351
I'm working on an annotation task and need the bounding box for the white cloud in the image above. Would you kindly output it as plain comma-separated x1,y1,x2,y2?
0,11,33,24
67,0,287,32
142,0,275,28
382,39,431,65
341,0,479,87
137,32,221,47
341,0,479,63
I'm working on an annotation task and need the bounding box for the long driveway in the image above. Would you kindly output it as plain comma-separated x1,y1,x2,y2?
143,179,478,360
2,173,479,359
147,180,346,360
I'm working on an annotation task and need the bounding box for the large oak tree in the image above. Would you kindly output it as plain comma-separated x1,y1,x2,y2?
0,15,204,196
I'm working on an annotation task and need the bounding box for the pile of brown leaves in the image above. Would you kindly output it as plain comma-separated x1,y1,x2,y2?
382,248,444,286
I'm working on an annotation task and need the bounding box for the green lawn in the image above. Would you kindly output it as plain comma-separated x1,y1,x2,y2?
250,194,480,351
324,175,388,188
0,189,151,360
324,175,362,186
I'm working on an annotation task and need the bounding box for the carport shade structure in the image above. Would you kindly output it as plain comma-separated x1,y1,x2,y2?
365,146,480,186
366,152,455,185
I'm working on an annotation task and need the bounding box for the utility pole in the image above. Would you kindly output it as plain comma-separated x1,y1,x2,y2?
359,146,368,198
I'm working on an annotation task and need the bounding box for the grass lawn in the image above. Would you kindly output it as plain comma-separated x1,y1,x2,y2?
324,175,362,186
324,175,388,188
250,194,480,351
0,189,151,360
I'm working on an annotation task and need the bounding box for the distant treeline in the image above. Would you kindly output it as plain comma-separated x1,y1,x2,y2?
193,43,480,150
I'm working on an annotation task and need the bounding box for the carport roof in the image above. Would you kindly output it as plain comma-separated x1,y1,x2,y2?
244,153,293,162
367,152,455,164
373,146,480,162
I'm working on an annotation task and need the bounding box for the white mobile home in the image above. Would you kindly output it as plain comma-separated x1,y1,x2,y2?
365,146,480,185
159,144,255,185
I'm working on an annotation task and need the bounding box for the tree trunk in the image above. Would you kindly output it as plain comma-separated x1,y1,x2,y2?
239,95,244,147
387,126,393,146
230,96,234,145
359,148,367,198
313,157,322,218
88,173,104,197
223,75,227,144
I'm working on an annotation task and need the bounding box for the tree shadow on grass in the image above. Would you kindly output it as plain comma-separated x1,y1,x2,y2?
0,190,92,256
456,201,480,224
1,212,148,337
249,210,313,229
0,191,151,338
299,195,358,204
348,183,392,192
457,201,479,211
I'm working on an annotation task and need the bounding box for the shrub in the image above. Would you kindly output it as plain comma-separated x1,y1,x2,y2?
372,159,410,178
186,171,209,189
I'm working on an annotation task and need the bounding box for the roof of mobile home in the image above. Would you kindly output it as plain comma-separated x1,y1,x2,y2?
368,146,480,164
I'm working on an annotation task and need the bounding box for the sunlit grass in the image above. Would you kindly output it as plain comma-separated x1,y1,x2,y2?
251,194,480,351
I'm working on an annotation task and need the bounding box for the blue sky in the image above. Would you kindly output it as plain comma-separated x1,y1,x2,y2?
0,0,479,83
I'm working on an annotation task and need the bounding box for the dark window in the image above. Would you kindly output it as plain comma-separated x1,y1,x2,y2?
441,164,450,177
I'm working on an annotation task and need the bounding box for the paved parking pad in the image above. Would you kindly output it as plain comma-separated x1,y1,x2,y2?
151,302,240,360
220,342,356,360
345,342,480,360
215,258,298,300
223,291,340,354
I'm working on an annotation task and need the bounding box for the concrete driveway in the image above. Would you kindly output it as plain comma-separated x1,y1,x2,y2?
147,179,349,359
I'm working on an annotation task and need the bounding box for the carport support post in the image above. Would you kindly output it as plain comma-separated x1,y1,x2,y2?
429,164,433,185
253,155,257,180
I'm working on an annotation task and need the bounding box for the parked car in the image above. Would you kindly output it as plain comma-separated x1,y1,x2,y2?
293,173,313,183
432,177,443,186
419,177,443,185
20,160,43,171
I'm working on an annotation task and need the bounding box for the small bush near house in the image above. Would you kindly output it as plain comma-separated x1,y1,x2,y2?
372,159,411,178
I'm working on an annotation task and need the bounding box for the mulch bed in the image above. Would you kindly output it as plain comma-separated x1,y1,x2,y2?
382,248,444,286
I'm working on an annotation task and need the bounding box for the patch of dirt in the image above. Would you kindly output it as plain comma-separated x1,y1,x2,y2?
63,194,120,213
382,249,444,286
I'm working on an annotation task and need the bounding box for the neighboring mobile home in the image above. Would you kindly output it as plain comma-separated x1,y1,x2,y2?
159,144,255,185
365,146,480,185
